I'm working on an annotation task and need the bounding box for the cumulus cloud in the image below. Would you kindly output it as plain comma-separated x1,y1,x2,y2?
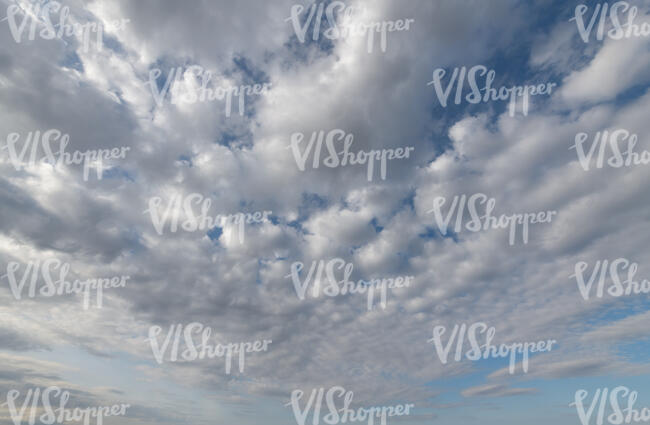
0,0,649,424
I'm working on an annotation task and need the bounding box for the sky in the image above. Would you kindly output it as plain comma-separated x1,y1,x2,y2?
0,0,650,424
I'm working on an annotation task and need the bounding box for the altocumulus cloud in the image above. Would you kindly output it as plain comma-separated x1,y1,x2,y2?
0,1,649,425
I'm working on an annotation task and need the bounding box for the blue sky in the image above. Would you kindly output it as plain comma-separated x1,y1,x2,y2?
0,0,650,424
